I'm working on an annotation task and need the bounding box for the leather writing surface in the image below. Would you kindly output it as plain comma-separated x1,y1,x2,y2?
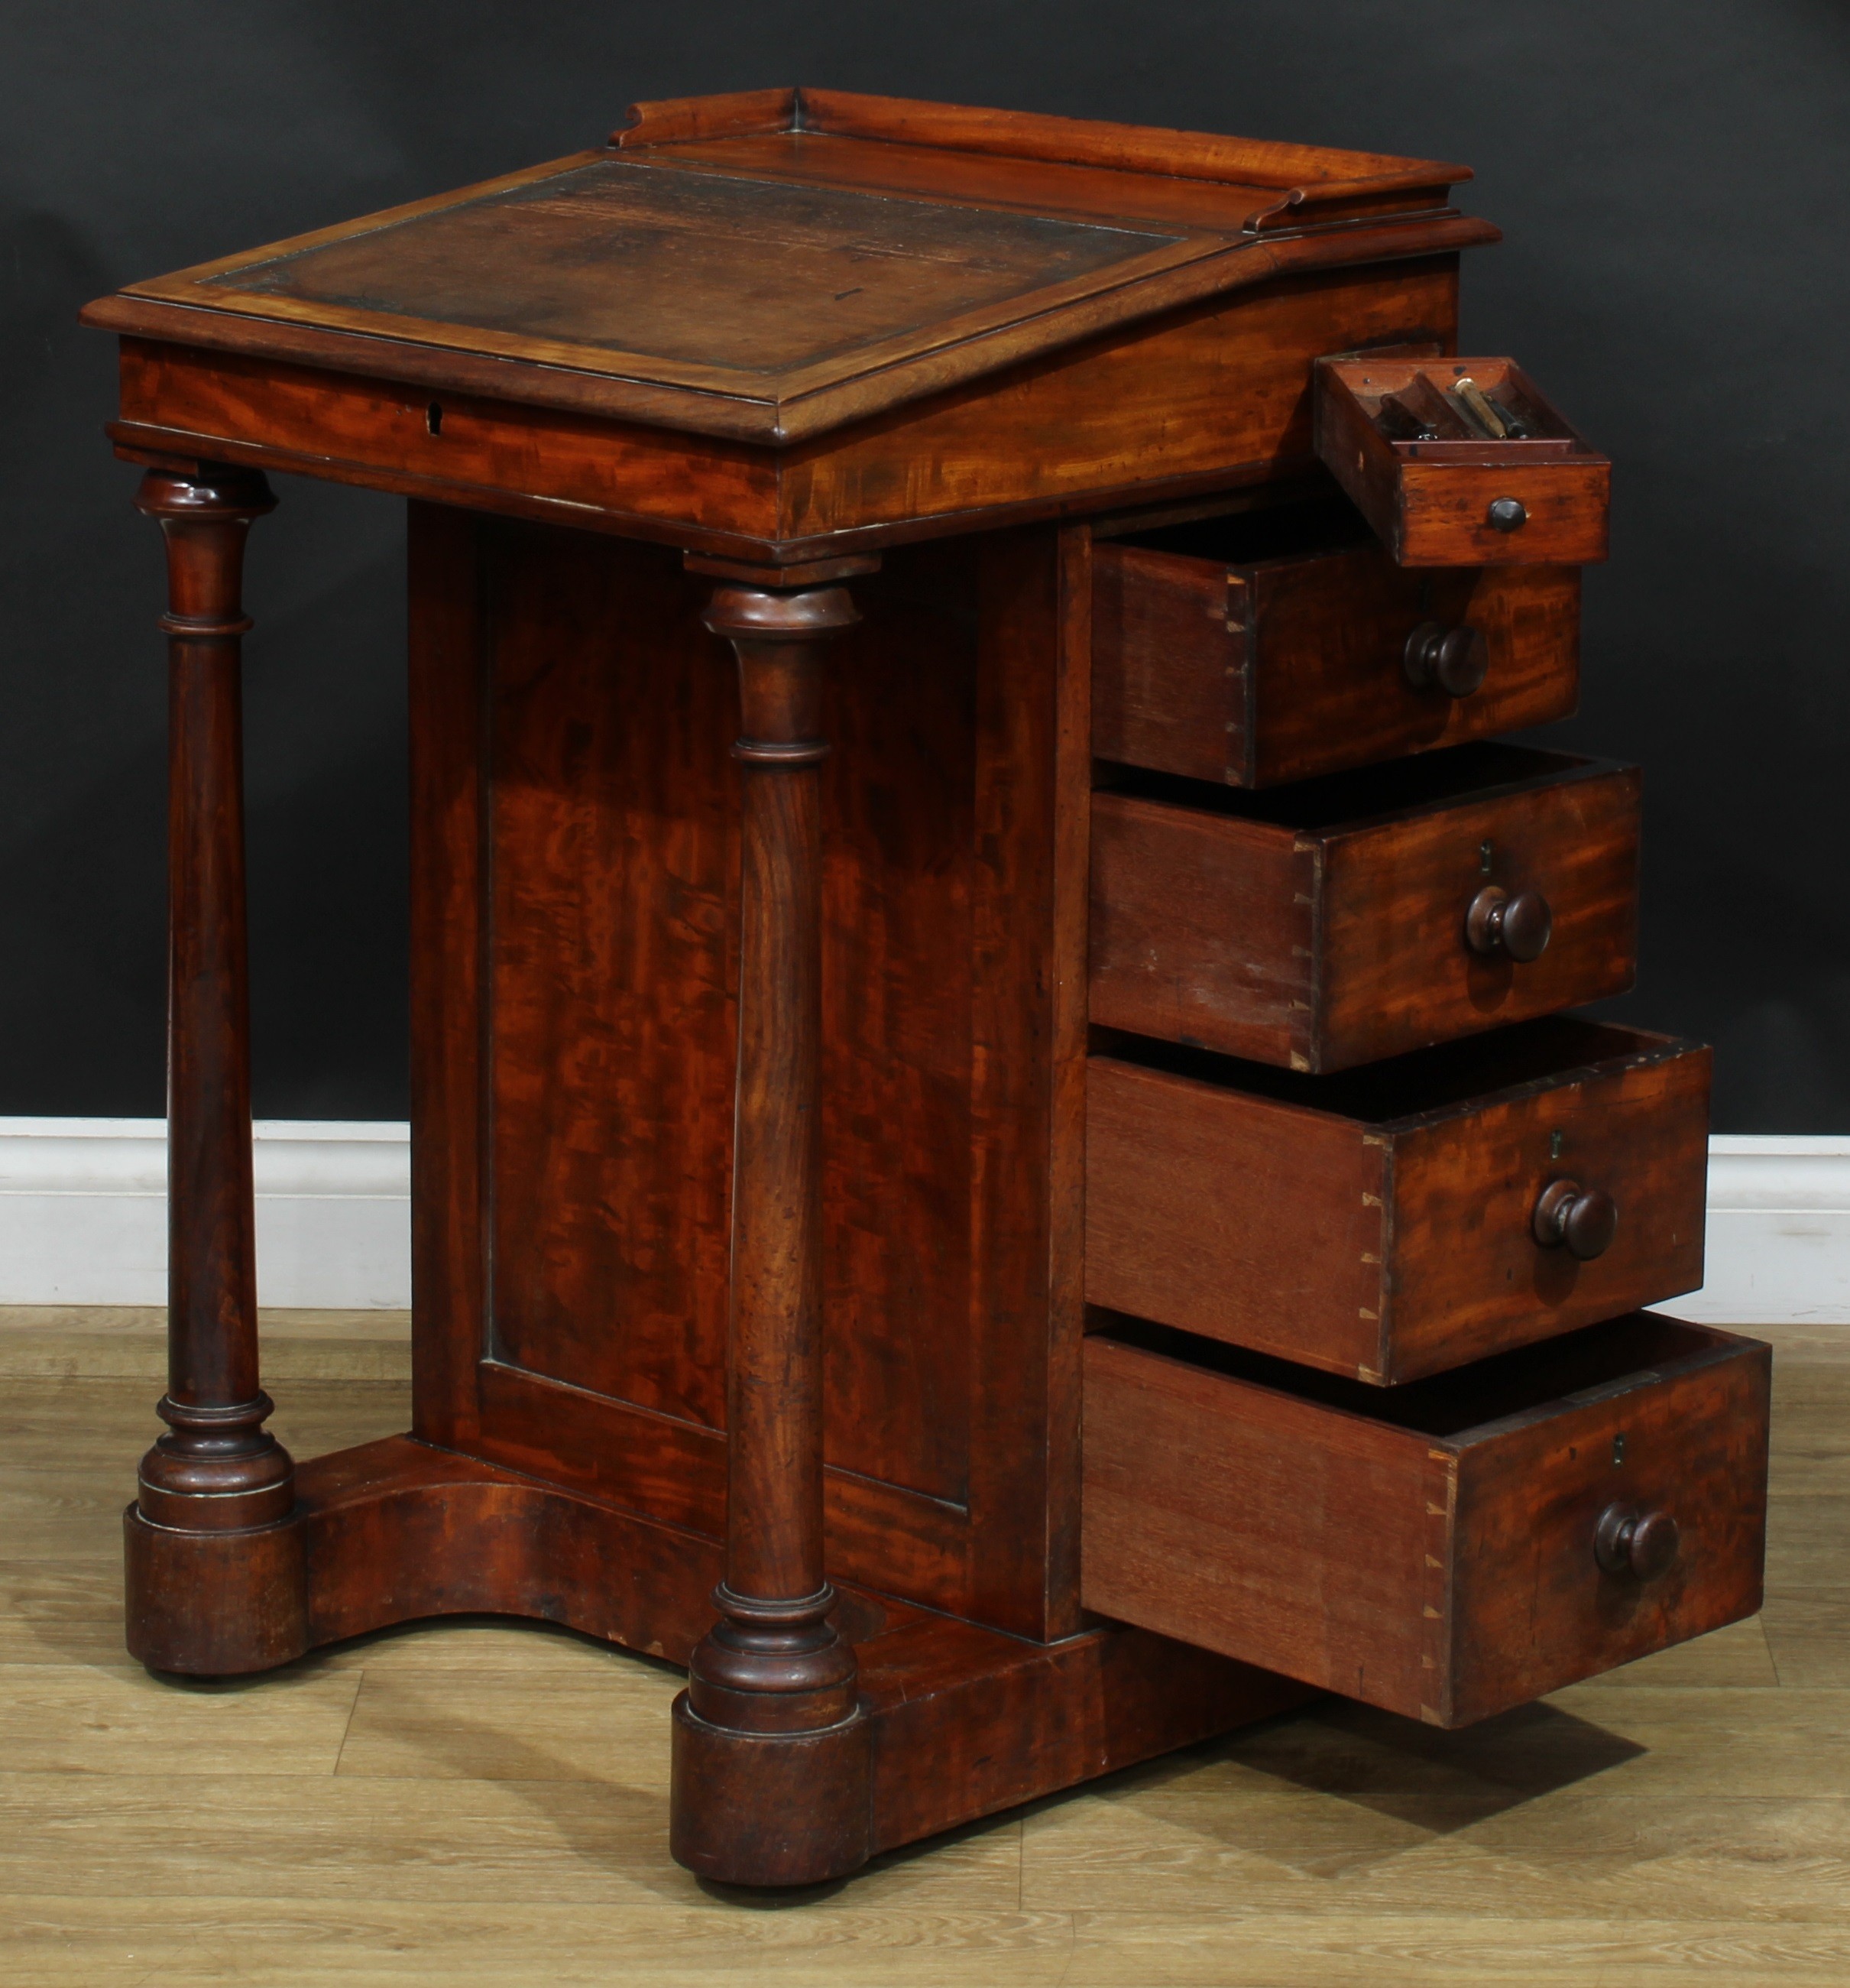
206,157,1181,374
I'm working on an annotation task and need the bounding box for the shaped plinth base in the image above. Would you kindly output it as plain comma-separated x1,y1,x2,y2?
124,1433,1313,1877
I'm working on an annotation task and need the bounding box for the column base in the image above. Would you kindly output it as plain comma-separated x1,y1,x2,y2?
123,1505,308,1675
670,1695,873,1886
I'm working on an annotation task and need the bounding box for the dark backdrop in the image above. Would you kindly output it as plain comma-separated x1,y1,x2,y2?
5,2,1847,1127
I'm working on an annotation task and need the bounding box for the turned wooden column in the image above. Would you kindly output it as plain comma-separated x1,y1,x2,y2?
671,573,872,1886
122,465,306,1675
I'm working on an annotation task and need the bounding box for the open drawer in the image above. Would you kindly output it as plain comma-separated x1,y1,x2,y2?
1081,1312,1770,1727
1093,495,1580,788
1087,1017,1710,1384
1315,355,1609,566
1089,741,1640,1072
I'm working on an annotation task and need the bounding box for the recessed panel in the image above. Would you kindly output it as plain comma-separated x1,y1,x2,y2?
484,527,978,1506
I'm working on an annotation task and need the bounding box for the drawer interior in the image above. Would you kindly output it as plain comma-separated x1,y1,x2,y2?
1090,1309,1735,1442
1103,491,1369,566
1097,739,1603,832
1090,1013,1680,1125
1329,355,1595,461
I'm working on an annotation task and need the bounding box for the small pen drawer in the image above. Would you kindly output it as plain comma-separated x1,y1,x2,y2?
1315,355,1610,567
1093,501,1580,788
1081,1312,1771,1727
1089,741,1640,1072
1087,1017,1710,1384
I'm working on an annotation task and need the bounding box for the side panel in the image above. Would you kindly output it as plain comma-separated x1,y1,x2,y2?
407,511,1076,1632
964,527,1090,1636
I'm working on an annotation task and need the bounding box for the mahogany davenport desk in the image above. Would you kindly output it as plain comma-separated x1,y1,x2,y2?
83,89,1770,1889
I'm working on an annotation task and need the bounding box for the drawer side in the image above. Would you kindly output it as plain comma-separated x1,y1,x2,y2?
1081,1334,1440,1712
1089,793,1317,1065
1092,544,1249,783
1084,1055,1391,1379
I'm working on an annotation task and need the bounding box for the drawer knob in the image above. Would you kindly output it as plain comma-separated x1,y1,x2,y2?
1466,884,1553,962
1487,495,1528,532
1404,621,1489,698
1595,1501,1680,1581
1533,1177,1618,1260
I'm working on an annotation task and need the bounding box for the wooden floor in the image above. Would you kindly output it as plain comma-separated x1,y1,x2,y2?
1,1309,1845,1986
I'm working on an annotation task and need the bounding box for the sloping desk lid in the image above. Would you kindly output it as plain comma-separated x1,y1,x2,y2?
83,89,1491,446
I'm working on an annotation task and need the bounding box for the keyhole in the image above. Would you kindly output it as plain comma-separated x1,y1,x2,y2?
1612,1433,1627,1467
1479,840,1494,876
426,401,443,436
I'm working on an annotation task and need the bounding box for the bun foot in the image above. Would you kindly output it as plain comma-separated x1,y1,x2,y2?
670,1692,871,1887
124,1504,308,1676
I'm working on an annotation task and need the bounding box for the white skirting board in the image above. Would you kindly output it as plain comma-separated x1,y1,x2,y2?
0,1118,412,1311
1676,1135,1850,1326
1,1119,1847,1324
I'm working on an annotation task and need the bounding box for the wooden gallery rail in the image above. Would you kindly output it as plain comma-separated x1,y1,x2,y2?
83,89,1770,1886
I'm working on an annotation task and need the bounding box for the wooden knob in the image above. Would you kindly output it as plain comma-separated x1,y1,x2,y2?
1595,1502,1680,1581
1533,1178,1618,1260
1465,884,1552,962
1404,621,1489,697
1487,496,1528,532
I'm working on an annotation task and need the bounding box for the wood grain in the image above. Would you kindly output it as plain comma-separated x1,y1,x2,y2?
776,88,1469,197
776,260,1464,540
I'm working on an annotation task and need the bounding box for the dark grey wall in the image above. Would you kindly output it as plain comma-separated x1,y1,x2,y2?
5,2,1846,1126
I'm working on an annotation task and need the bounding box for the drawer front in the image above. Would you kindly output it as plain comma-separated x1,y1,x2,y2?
1087,1021,1711,1384
1093,539,1580,788
1081,1315,1770,1727
1089,748,1641,1071
1315,355,1610,567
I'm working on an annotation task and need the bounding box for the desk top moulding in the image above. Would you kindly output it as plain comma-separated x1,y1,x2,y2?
82,85,1494,566
81,90,1757,1900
